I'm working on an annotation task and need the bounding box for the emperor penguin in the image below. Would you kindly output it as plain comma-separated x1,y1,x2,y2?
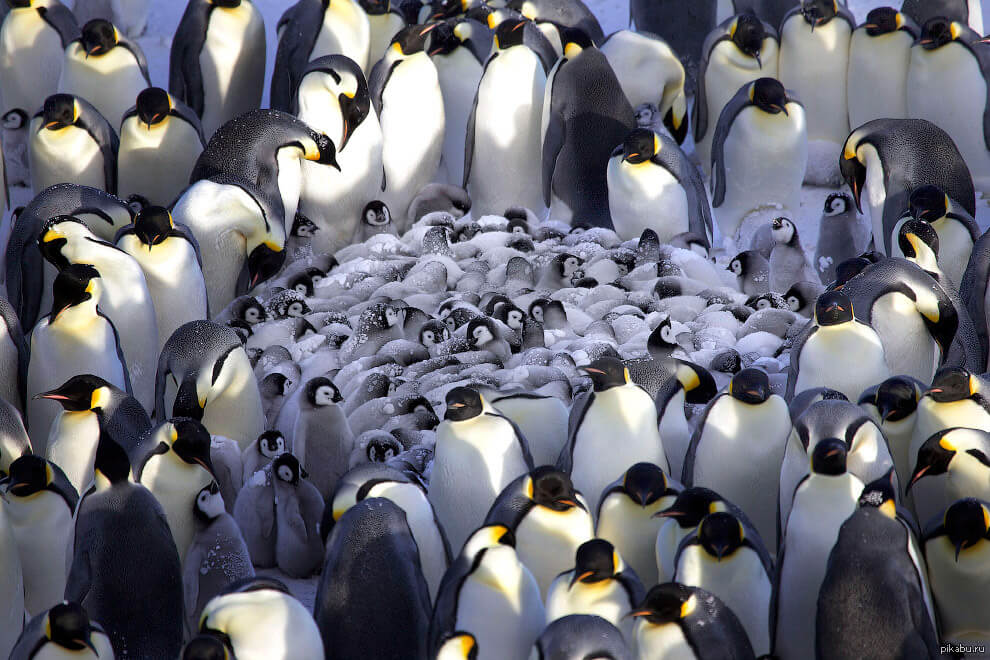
652,361,719,478
607,127,712,245
429,524,546,660
599,29,688,144
529,615,633,660
858,375,925,499
631,582,756,660
25,264,129,446
198,577,324,660
626,0,717,89
768,216,819,292
284,376,355,499
559,357,668,521
295,55,383,254
429,17,491,187
315,498,432,659
710,78,807,239
370,24,446,230
787,290,891,401
902,0,984,42
428,386,533,551
40,215,160,410
73,0,150,37
8,602,114,660
117,87,206,207
3,455,77,616
682,367,791,551
136,417,216,562
840,118,975,256
29,94,118,196
490,391,570,468
67,435,184,659
271,0,371,111
156,320,266,450
847,7,917,129
270,453,324,578
364,0,406,64
116,205,209,350
909,367,990,468
816,478,941,659
772,438,865,660
545,538,645,639
814,192,868,285
921,497,990,643
464,17,553,218
172,109,339,313
960,227,990,366
777,0,854,181
542,36,636,228
673,510,773,656
694,12,779,178
506,0,604,44
59,18,151,127
170,0,266,140
484,466,595,595
908,427,990,530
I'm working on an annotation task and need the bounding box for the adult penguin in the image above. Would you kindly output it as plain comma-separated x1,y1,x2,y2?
118,87,206,207
506,0,603,45
8,601,115,660
960,227,990,367
66,435,184,659
840,118,975,256
902,0,984,35
295,55,382,254
907,427,990,529
530,615,633,660
626,1,717,88
73,0,150,37
172,109,339,313
28,94,118,196
315,498,432,660
847,7,918,129
364,0,406,63
59,18,151,127
170,0,266,140
858,375,926,499
271,0,371,111
464,17,554,218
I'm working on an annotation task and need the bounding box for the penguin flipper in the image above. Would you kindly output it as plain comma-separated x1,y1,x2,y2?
486,411,535,470
709,85,754,208
120,39,152,86
64,548,93,605
75,99,121,196
37,4,80,49
542,111,565,207
557,391,592,475
368,59,399,119
182,544,201,627
960,231,990,359
102,311,133,395
461,76,481,190
169,0,209,117
693,32,730,142
679,393,722,485
768,539,784,654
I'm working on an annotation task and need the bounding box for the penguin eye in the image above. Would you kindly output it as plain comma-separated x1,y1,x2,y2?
788,296,800,309
385,448,395,459
294,284,307,295
245,309,259,322
757,299,770,310
278,466,293,481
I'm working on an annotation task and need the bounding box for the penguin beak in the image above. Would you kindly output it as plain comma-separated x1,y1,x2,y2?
581,367,605,376
34,392,70,401
955,539,968,561
770,103,788,116
905,464,930,492
653,509,682,519
753,51,762,68
714,544,728,561
569,570,595,588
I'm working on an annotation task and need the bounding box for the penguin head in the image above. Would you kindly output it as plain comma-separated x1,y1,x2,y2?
783,283,810,314
291,212,320,238
810,437,848,475
631,583,698,626
445,386,484,421
246,242,286,290
170,418,216,475
940,498,990,560
35,374,113,412
436,632,478,660
257,430,286,458
840,135,868,213
94,434,130,486
580,356,629,392
858,469,898,518
182,635,231,660
620,128,658,165
554,253,583,279
863,7,906,36
49,263,101,320
654,487,726,529
570,538,618,586
560,26,594,59
527,466,585,512
619,462,676,506
207,0,243,7
365,433,402,462
5,455,53,498
428,18,468,54
495,304,525,330
46,602,98,653
135,87,171,128
306,377,343,406
862,376,920,423
647,317,678,357
193,482,224,523
898,219,939,260
750,78,789,115
38,215,89,270
420,320,449,347
674,360,718,405
823,192,852,217
361,200,391,230
770,217,797,246
909,184,948,223
927,366,976,403
919,17,959,50
6,0,32,7
287,271,316,297
728,368,771,405
273,453,306,485
80,19,119,57
493,17,530,49
696,511,746,560
238,298,267,325
529,299,547,323
392,23,436,55
505,215,530,237
305,131,341,169
133,206,174,247
908,429,989,491
814,290,854,326
41,94,78,131
466,316,497,348
800,0,839,27
729,13,766,63
311,59,370,151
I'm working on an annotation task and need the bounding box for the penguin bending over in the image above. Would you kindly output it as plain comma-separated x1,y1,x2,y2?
902,0,984,40
8,602,114,660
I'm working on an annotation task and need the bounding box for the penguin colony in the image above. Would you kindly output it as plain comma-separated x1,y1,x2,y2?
0,0,989,658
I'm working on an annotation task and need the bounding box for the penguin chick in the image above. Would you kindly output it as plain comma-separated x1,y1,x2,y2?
242,429,286,481
728,250,770,296
769,216,819,292
783,281,823,317
466,316,512,363
814,191,867,285
271,453,325,578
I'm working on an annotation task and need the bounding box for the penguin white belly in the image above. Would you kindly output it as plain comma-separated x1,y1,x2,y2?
571,387,666,521
859,144,887,253
118,116,204,207
202,590,324,660
367,13,404,67
869,292,939,383
607,158,689,243
435,49,483,188
908,46,990,192
778,18,851,146
141,456,213,562
0,10,62,114
276,149,304,229
29,126,105,195
847,31,911,128
697,40,778,177
202,350,265,450
635,621,694,660
775,475,861,660
0,506,22,660
969,0,985,34
515,505,594,595
45,410,100,493
690,396,789,550
600,33,682,112
676,547,771,655
793,324,891,401
930,217,973,288
915,453,990,530
59,46,147,128
545,574,634,638
200,3,266,139
312,0,371,71
655,518,692,583
468,47,546,218
881,417,916,497
118,235,209,352
659,389,690,480
31,636,114,660
6,492,72,616
714,105,807,239
925,539,990,641
491,396,568,468
597,494,669,586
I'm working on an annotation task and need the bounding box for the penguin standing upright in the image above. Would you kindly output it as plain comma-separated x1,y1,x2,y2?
270,453,325,578
908,427,990,529
858,375,925,499
364,0,405,64
170,0,266,140
464,17,553,218
768,216,818,292
710,78,807,239
59,18,151,126
814,192,868,285
846,7,917,129
285,376,355,499
117,87,206,207
370,24,446,230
